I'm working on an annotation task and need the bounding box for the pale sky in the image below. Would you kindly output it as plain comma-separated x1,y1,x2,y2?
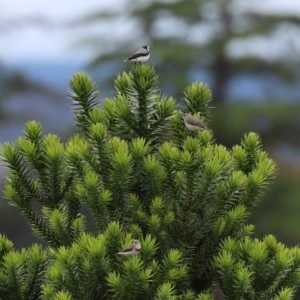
1,0,126,64
1,0,300,64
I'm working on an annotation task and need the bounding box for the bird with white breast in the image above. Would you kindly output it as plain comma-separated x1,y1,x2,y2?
124,45,150,63
117,239,141,256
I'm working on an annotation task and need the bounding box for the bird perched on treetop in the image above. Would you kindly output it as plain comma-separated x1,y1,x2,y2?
124,45,150,63
182,113,207,132
117,239,141,256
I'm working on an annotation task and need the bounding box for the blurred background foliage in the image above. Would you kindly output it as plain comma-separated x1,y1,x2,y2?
0,0,300,250
80,0,300,102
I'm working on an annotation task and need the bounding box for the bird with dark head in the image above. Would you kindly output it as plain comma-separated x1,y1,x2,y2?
124,45,150,63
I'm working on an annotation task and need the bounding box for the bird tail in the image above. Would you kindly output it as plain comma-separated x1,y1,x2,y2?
123,59,128,62
117,251,128,255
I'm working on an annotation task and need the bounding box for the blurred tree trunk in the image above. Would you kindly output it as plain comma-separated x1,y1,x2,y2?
79,0,300,104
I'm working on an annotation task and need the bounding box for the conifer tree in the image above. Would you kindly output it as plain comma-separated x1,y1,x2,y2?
1,64,300,299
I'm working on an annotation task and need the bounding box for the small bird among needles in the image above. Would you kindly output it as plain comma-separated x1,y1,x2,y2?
117,239,141,256
182,113,207,132
124,45,150,63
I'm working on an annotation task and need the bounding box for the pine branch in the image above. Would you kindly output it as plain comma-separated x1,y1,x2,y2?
1,64,298,299
23,245,47,300
182,82,213,119
107,64,175,146
69,71,100,135
0,245,47,300
213,236,300,299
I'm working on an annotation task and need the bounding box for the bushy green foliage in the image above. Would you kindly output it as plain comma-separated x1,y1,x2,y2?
0,64,299,299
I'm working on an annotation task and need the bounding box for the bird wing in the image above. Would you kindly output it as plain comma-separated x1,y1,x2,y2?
135,47,148,55
128,47,149,60
186,115,205,128
120,245,134,252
